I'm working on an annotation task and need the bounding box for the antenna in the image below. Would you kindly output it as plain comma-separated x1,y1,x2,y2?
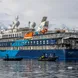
16,16,19,21
28,21,31,28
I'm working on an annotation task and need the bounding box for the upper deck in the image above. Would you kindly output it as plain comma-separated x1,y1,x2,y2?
33,31,78,40
0,30,78,42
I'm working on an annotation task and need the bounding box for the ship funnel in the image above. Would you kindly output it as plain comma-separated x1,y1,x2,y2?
9,16,20,32
40,16,49,30
36,16,49,34
41,16,47,22
12,16,20,29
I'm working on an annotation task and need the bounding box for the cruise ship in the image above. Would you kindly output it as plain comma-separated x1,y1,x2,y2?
0,16,78,61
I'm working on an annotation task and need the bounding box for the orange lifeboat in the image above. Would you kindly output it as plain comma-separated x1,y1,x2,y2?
40,28,48,34
24,32,34,39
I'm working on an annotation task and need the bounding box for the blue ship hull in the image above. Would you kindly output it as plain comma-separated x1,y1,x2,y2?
0,49,78,61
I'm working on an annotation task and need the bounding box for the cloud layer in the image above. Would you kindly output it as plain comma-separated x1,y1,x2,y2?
0,0,78,30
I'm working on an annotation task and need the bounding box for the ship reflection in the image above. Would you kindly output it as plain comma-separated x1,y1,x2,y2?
0,60,78,78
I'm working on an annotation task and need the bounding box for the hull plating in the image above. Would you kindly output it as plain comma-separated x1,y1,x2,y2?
0,49,78,61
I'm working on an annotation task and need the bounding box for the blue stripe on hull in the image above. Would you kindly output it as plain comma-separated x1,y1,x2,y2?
0,50,18,58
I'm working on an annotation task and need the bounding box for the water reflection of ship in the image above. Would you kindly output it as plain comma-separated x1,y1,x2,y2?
27,60,33,72
39,61,48,72
39,61,60,75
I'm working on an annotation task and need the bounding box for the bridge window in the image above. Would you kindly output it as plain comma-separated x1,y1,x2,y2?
37,41,39,44
40,41,42,44
31,41,32,45
34,41,35,44
43,40,45,44
27,41,29,45
46,40,49,44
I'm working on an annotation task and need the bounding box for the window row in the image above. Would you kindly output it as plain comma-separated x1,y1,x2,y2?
0,46,56,50
26,40,56,45
0,39,56,47
2,33,22,38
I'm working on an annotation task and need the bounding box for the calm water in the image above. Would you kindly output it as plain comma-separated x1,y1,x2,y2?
0,60,78,78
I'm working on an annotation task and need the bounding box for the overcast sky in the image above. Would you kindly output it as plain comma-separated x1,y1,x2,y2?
0,0,78,30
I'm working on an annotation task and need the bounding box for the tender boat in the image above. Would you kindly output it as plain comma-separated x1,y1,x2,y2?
38,56,58,61
3,58,23,61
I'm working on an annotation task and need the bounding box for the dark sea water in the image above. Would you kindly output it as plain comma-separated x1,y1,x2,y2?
0,60,78,78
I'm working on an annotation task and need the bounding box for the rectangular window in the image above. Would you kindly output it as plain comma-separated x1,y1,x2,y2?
43,40,45,44
40,41,42,44
37,41,39,44
46,40,49,44
34,41,35,44
31,41,32,44
27,41,29,45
